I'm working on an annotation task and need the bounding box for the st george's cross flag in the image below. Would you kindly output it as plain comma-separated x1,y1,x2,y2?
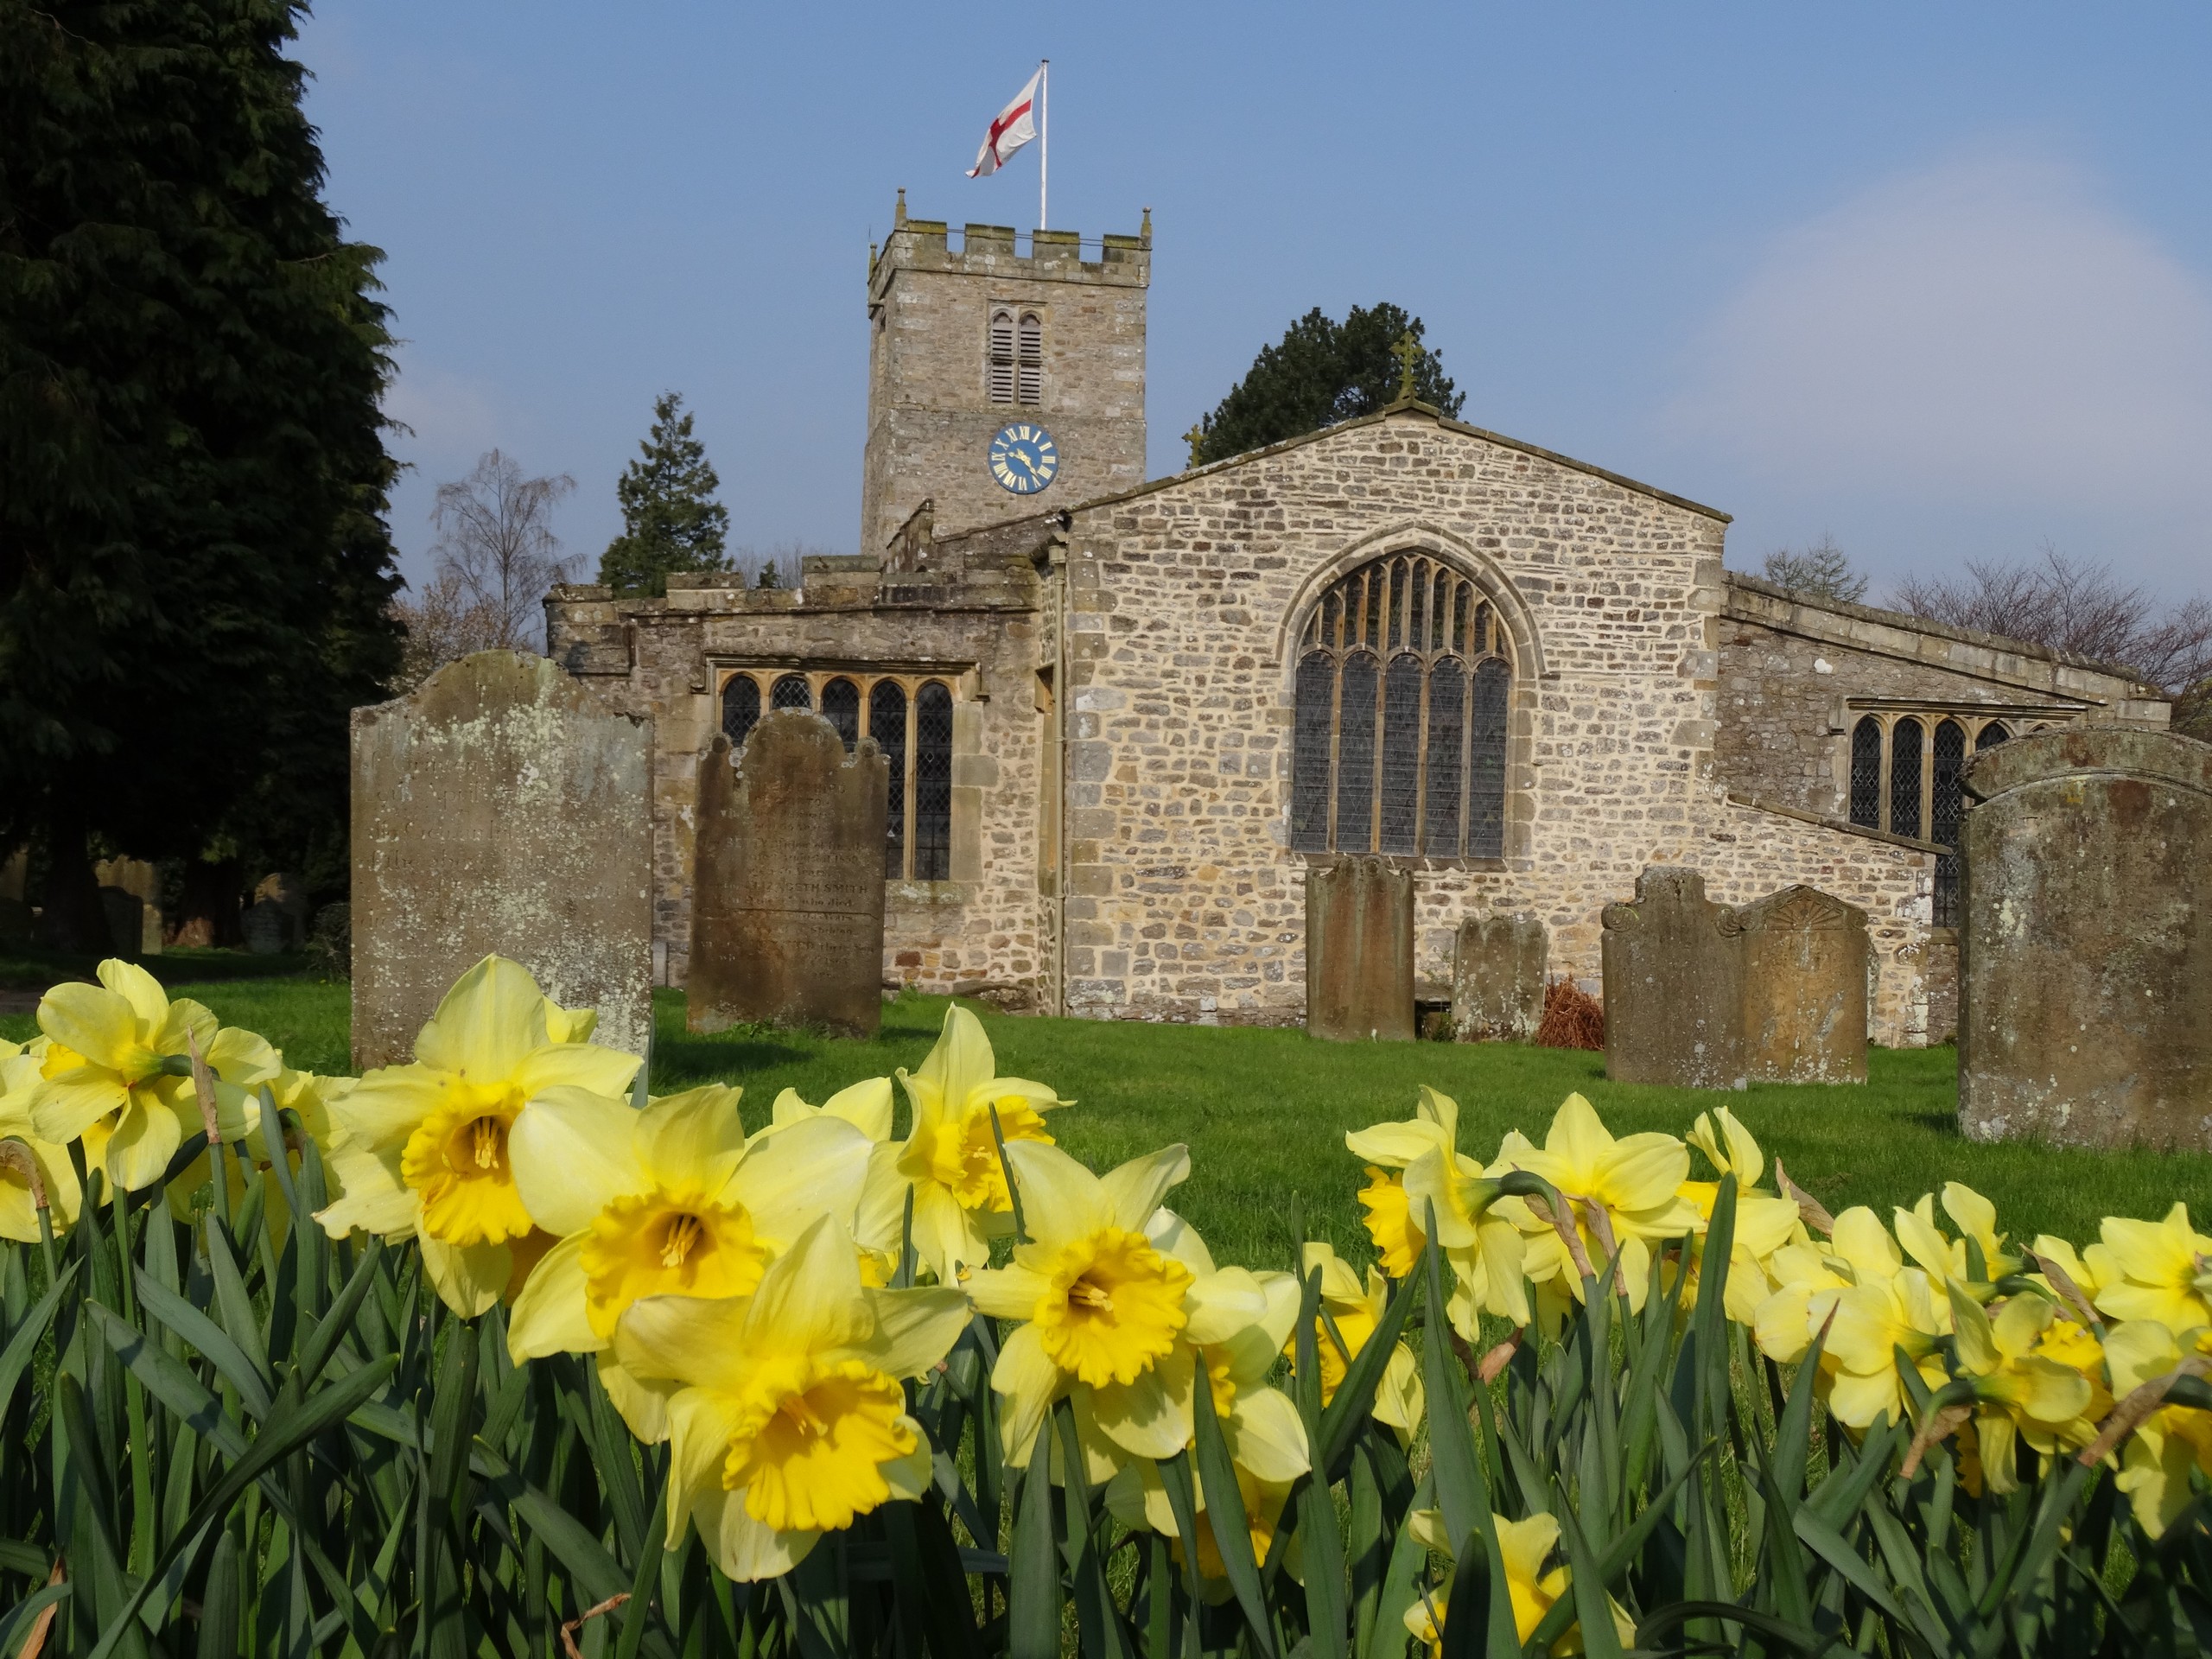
967,67,1042,177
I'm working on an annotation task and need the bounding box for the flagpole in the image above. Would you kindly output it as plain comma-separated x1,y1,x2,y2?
1038,59,1048,232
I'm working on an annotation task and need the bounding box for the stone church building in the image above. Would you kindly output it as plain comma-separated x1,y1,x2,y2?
547,200,2169,1047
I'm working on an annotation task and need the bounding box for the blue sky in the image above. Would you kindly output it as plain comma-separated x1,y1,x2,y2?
298,3,2212,600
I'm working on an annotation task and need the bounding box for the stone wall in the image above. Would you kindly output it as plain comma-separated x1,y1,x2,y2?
860,210,1148,553
545,517,1056,1006
1714,574,2166,817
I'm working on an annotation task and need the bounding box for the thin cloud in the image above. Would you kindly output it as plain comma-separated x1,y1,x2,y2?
1668,144,2212,513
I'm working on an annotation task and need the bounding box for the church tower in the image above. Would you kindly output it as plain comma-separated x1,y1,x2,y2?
860,194,1149,554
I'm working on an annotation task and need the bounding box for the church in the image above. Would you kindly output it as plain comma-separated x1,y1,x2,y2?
546,200,2170,1048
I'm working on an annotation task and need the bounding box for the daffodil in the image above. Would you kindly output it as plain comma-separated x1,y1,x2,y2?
760,1078,894,1143
505,1082,874,1439
611,1213,969,1580
1944,1286,2096,1491
1824,1267,1949,1428
29,960,276,1192
1402,1509,1636,1656
315,956,640,1317
2091,1204,2212,1334
1351,1088,1531,1327
1673,1108,1807,1323
0,1037,80,1238
2101,1319,2212,1538
1893,1185,2018,1297
1104,1458,1295,1598
965,1141,1270,1473
891,1007,1068,1280
169,1063,353,1232
1287,1241,1422,1434
1751,1205,1901,1367
1489,1094,1700,1313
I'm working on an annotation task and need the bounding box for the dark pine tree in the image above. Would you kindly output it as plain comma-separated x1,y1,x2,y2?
0,0,404,947
1189,302,1464,467
597,391,733,598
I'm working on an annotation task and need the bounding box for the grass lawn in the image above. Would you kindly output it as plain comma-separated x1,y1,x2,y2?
6,961,2204,1270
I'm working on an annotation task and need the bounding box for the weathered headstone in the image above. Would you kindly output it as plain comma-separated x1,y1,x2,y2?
1601,867,1745,1088
1306,856,1415,1042
351,651,653,1070
690,711,889,1037
1735,885,1868,1084
252,873,310,950
1958,728,2212,1151
241,901,290,955
93,856,163,955
1451,912,1547,1041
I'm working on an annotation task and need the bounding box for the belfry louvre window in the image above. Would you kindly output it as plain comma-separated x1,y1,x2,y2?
718,669,959,881
988,308,1041,406
1291,554,1512,859
1846,709,2033,926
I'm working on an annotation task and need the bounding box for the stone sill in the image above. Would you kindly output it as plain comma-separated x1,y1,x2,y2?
888,880,969,908
1294,853,1511,874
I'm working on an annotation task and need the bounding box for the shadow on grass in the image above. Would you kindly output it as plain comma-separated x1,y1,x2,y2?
1,945,318,990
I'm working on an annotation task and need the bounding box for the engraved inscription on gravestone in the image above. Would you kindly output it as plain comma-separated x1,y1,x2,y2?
690,710,889,1038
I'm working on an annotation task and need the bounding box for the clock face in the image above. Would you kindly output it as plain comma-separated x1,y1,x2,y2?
988,423,1059,494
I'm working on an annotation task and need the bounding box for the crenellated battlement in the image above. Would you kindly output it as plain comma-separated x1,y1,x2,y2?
868,190,1149,300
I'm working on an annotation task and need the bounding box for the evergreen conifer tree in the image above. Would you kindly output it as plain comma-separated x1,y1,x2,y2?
0,0,404,946
1189,302,1462,467
597,392,732,597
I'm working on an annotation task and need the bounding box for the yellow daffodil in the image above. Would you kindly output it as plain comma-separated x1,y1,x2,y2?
611,1212,969,1580
965,1141,1271,1473
2102,1319,2212,1538
1402,1508,1636,1656
169,1063,353,1233
1104,1458,1295,1598
505,1083,874,1440
1674,1109,1806,1323
2026,1234,2111,1315
1346,1085,1459,1276
1289,1241,1422,1433
760,1078,895,1143
891,1007,1068,1281
1489,1094,1700,1313
1944,1286,2096,1491
2091,1204,2212,1334
29,960,276,1192
1894,1185,2018,1296
315,956,640,1317
1751,1205,1902,1367
1824,1267,1950,1428
1351,1088,1531,1327
0,1037,80,1238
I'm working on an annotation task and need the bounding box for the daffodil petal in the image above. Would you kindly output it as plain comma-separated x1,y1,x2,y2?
1226,1385,1311,1482
1002,1141,1108,1249
508,1087,645,1236
612,1292,754,1391
707,1491,819,1583
725,1115,872,1247
37,984,141,1072
741,1213,869,1357
105,1098,182,1192
413,957,550,1078
418,1234,507,1318
966,1262,1053,1321
852,1287,971,1380
1101,1145,1192,1233
506,1232,601,1360
993,1321,1066,1467
1185,1268,1271,1346
31,1075,130,1144
1089,1344,1194,1461
513,1042,641,1103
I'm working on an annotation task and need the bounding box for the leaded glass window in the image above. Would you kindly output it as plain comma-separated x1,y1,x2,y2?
913,681,954,881
1289,553,1514,858
869,681,907,877
772,673,812,712
1976,721,2010,751
1889,717,1924,838
1848,716,1883,828
721,675,760,753
821,678,860,750
1931,719,1967,926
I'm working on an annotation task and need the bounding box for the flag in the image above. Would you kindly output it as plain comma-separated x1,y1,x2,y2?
967,67,1041,178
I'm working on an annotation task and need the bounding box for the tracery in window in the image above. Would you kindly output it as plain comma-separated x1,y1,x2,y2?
1289,552,1514,859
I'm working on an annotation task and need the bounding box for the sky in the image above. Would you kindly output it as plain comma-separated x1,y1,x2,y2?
296,3,2212,602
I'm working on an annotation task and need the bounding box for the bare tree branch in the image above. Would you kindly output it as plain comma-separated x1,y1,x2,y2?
428,449,577,652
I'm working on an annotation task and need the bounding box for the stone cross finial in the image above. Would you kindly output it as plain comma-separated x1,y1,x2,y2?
1184,423,1205,468
1390,332,1421,403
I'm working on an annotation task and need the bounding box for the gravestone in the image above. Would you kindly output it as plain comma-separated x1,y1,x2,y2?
93,856,162,956
351,650,653,1070
1735,885,1868,1084
1451,912,1547,1041
1306,856,1415,1042
1958,728,2212,1151
1601,868,1745,1088
690,711,888,1037
241,901,290,955
252,873,310,949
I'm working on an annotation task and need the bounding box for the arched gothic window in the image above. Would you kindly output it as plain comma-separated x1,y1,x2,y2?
870,681,908,876
721,676,760,753
988,309,1015,404
1889,717,1924,839
772,673,812,712
988,310,1041,406
1848,716,1883,829
1930,719,1967,926
1290,553,1511,859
